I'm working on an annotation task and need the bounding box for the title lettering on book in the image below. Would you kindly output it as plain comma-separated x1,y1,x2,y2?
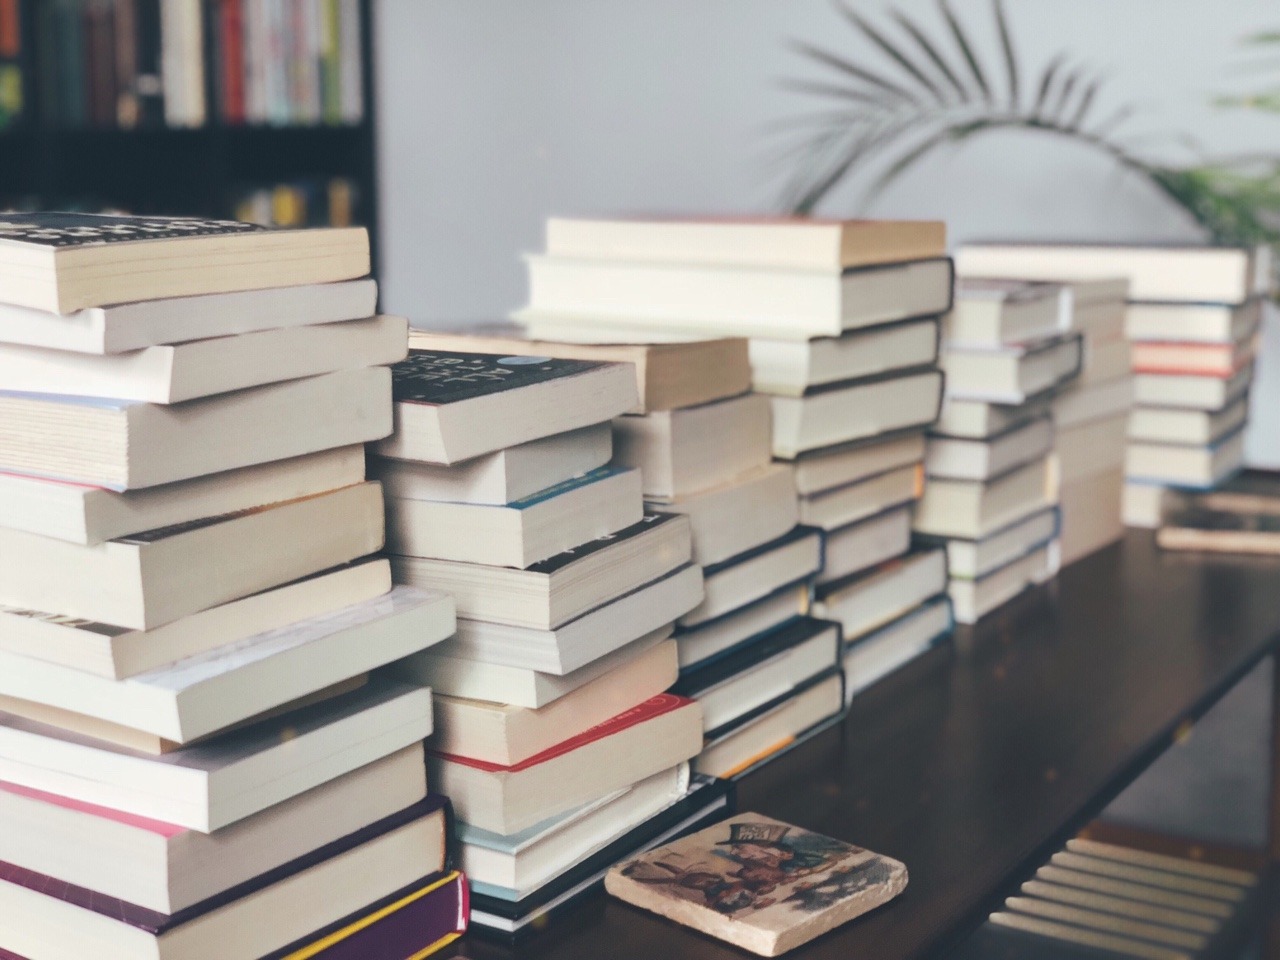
0,213,263,247
392,349,606,405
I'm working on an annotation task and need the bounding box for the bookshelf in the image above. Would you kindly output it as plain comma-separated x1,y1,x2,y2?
0,0,380,271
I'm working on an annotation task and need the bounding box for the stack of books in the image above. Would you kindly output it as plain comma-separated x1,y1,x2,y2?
919,279,1083,623
0,213,468,959
371,346,729,940
956,243,1269,527
515,216,954,716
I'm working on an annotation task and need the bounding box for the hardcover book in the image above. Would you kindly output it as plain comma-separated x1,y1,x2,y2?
606,813,908,956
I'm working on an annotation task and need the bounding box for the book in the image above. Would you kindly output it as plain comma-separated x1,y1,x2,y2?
748,318,940,397
386,466,643,568
1122,482,1167,529
606,812,907,956
843,596,952,702
613,392,773,501
1058,469,1124,566
817,504,912,585
0,213,370,313
0,444,366,546
770,368,945,459
1073,338,1132,387
0,279,378,354
429,693,704,835
0,747,427,914
391,513,692,630
431,640,680,766
1052,378,1133,430
935,394,1051,440
1128,398,1248,447
939,332,1083,404
0,365,392,490
676,584,810,672
373,349,637,465
1133,364,1252,411
927,417,1055,482
1126,429,1246,487
1157,506,1280,555
798,462,921,531
913,457,1054,540
0,560,390,681
656,464,799,566
0,315,406,404
402,627,673,711
518,256,955,340
420,564,702,675
1130,338,1256,377
468,774,733,938
946,279,1064,346
929,508,1059,580
814,547,948,644
0,483,384,631
680,527,823,628
1168,470,1280,516
0,799,448,960
792,430,926,496
0,677,433,831
371,422,612,507
544,217,946,270
950,544,1054,625
459,765,688,898
0,586,453,746
409,327,752,413
675,618,840,734
1055,414,1128,485
1126,298,1263,344
955,242,1271,304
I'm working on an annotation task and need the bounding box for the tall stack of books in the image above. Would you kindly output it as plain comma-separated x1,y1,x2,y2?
370,346,729,940
515,216,954,714
0,213,469,960
919,280,1083,623
956,243,1269,528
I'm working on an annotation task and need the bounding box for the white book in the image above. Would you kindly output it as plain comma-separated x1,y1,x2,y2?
1126,431,1246,487
1123,482,1168,529
913,457,1053,539
946,279,1063,346
815,547,947,643
370,423,612,506
613,392,773,502
1052,376,1133,430
771,369,944,459
1132,365,1252,411
656,464,799,566
0,560,391,681
748,318,939,397
386,467,643,568
926,417,1054,482
935,395,1051,440
939,508,1059,579
0,279,378,354
792,431,926,496
950,544,1053,625
0,365,392,490
1077,338,1133,386
518,256,954,340
940,333,1083,404
844,596,952,702
817,505,913,585
0,587,453,745
0,315,406,404
799,463,920,531
1129,398,1248,447
0,678,433,831
1127,299,1263,344
680,529,823,628
1059,469,1124,566
676,584,810,671
1057,409,1127,489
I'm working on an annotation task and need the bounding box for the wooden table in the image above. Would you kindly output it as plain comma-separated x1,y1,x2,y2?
447,532,1280,959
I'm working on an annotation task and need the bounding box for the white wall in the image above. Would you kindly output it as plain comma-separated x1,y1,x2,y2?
374,0,1280,463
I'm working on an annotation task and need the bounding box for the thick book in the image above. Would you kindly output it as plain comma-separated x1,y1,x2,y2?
656,464,799,566
1052,378,1133,431
0,315,406,404
1158,505,1280,555
956,241,1271,305
0,677,433,831
913,457,1054,540
843,596,953,702
1126,429,1246,488
798,462,921,533
676,584,810,672
818,504,913,586
681,526,823,628
1133,364,1252,411
0,748,428,914
934,393,1052,440
518,256,956,341
0,212,370,313
815,547,948,645
0,482,385,631
946,279,1064,347
373,348,638,465
792,430,926,496
410,327,752,413
0,279,377,355
429,693,704,836
606,812,907,956
1126,298,1262,344
950,543,1055,625
0,798,449,960
0,365,392,490
0,586,454,746
926,417,1055,482
939,332,1084,405
544,217,946,270
1056,412,1128,485
1128,398,1248,447
924,508,1059,580
1130,337,1256,377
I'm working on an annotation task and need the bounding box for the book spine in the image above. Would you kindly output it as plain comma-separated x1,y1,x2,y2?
219,0,244,123
318,0,338,124
134,0,162,126
61,0,86,129
113,0,138,128
0,0,22,129
336,0,360,123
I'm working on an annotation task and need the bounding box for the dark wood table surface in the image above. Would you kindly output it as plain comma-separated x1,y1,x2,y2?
446,532,1280,960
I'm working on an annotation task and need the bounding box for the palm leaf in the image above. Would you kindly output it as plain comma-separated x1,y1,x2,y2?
1032,54,1066,117
778,77,907,109
833,2,946,104
890,10,970,101
993,0,1019,108
867,121,991,196
1065,77,1102,130
1047,67,1085,124
790,41,922,108
938,0,992,104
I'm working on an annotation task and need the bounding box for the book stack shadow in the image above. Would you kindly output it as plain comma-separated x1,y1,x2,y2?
0,213,466,960
371,347,731,940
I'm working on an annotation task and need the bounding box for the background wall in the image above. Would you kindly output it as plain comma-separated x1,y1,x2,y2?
373,0,1280,463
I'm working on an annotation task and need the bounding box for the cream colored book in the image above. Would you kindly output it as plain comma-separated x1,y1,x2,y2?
606,813,907,957
656,464,799,566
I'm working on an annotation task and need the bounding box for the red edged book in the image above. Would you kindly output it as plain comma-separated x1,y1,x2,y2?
1130,338,1257,377
429,692,705,836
